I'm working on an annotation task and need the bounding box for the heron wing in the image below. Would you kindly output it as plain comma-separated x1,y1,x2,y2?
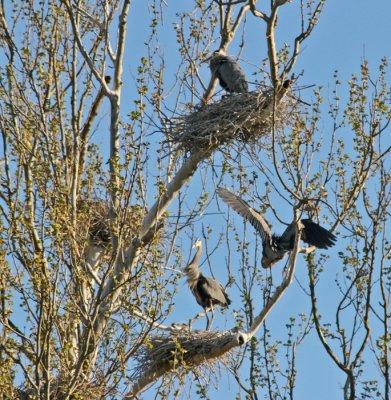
278,222,297,250
215,56,248,93
301,219,337,249
210,55,230,90
197,275,231,307
217,187,272,244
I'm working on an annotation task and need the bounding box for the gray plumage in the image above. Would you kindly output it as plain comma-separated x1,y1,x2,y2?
217,188,336,268
183,239,231,330
209,50,248,94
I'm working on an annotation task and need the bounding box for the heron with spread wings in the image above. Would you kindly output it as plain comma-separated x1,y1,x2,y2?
183,239,231,330
217,187,336,268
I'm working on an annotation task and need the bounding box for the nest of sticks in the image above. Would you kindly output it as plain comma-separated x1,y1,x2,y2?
76,200,145,249
132,329,238,384
167,87,294,152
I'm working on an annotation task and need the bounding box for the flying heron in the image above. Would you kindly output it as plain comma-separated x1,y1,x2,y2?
209,50,248,94
217,187,336,268
183,239,231,330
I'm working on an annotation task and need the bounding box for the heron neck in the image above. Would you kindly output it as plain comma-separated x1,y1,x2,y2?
192,244,202,265
186,267,200,283
186,245,202,281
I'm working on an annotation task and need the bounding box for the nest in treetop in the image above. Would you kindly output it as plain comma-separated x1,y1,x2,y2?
132,329,236,383
167,87,294,152
76,199,146,249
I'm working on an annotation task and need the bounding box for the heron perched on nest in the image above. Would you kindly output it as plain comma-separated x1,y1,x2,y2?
209,50,248,94
184,239,231,330
217,188,337,269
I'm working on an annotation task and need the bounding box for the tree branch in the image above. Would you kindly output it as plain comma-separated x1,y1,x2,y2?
240,218,301,342
283,1,325,81
63,0,111,96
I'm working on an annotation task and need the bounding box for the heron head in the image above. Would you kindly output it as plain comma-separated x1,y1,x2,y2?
192,239,202,249
210,49,226,63
212,49,226,56
201,49,226,65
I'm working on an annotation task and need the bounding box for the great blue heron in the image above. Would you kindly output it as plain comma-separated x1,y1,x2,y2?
183,239,231,330
217,188,336,268
209,50,248,94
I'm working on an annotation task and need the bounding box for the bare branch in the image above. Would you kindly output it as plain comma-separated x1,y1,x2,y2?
283,1,325,81
63,0,111,95
241,217,301,342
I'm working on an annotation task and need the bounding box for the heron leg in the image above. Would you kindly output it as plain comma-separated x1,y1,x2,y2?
208,304,215,331
205,308,211,331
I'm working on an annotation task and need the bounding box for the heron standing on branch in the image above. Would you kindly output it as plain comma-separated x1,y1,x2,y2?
209,50,248,94
217,188,337,269
183,239,231,330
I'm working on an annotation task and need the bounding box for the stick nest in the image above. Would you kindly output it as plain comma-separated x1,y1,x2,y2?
167,88,293,152
133,329,236,381
76,200,145,248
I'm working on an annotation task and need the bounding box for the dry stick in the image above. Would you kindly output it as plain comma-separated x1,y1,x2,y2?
308,264,353,382
283,1,325,81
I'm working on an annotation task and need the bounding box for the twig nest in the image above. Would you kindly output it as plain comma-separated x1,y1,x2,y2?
77,200,145,248
167,88,292,152
132,329,239,383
